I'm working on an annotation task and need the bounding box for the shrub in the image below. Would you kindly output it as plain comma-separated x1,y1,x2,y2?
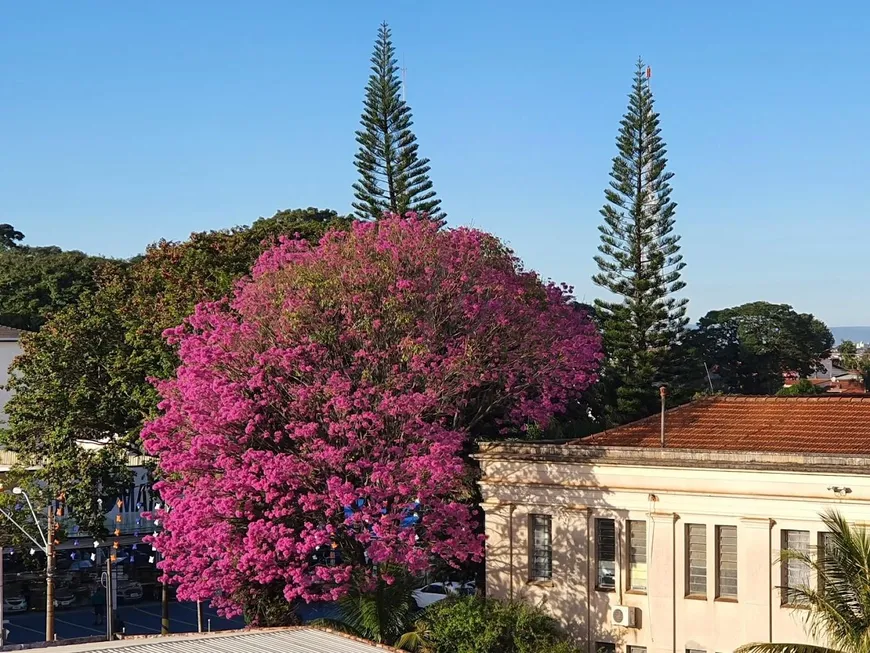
420,595,580,653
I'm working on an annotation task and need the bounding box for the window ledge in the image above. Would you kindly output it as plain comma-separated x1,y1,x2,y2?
684,594,708,601
527,579,555,587
625,589,647,596
715,597,738,603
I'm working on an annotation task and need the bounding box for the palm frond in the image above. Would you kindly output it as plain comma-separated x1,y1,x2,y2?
735,643,842,653
396,630,430,652
308,617,363,638
333,565,420,645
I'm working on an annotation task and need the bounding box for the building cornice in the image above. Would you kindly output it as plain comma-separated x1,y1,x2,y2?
473,442,870,475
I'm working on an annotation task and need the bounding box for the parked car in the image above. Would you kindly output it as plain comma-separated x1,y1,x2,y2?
3,594,28,613
69,560,95,572
54,587,77,609
411,581,474,609
118,581,143,603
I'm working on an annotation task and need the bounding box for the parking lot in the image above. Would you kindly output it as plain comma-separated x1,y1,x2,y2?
5,600,245,645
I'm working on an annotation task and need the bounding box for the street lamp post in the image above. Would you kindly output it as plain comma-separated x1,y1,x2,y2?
45,504,55,642
0,487,56,642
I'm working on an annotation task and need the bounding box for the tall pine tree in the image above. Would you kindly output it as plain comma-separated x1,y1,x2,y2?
593,59,688,425
352,22,444,223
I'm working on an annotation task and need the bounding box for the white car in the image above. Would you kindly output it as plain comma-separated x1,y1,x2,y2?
412,581,474,609
119,581,144,603
54,587,77,609
3,595,27,613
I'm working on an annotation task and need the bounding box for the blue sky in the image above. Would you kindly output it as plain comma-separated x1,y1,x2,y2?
1,1,868,325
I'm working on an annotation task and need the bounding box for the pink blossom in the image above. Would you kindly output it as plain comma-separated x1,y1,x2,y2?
142,216,601,618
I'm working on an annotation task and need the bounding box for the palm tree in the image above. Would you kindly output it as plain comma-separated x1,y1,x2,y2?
312,566,429,651
737,511,870,653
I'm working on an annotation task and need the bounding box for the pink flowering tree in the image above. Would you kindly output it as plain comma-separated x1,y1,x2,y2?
142,216,601,620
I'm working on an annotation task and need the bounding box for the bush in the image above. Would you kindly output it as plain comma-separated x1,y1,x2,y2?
420,595,580,653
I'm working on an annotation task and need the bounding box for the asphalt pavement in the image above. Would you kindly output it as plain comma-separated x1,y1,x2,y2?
5,600,245,646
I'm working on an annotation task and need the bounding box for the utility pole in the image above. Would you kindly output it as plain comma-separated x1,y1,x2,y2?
161,577,170,635
0,487,56,642
0,542,5,647
196,600,203,633
105,559,114,640
160,546,169,636
45,505,55,642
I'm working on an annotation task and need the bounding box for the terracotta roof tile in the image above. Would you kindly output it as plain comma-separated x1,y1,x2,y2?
575,395,870,455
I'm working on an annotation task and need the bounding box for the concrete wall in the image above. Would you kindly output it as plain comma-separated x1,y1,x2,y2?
0,338,22,426
479,456,870,653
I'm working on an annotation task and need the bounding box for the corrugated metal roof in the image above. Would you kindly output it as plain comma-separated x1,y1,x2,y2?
0,324,23,340
28,628,391,653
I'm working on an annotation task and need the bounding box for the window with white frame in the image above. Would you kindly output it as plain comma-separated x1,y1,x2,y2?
686,523,707,597
782,529,810,604
529,514,552,581
628,520,647,591
716,525,737,599
818,531,834,592
596,518,616,590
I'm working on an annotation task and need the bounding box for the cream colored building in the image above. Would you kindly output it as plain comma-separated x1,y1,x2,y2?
476,396,870,653
0,325,23,426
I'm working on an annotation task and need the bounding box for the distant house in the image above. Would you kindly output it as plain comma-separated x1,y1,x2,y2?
476,395,870,652
783,357,865,393
0,324,24,425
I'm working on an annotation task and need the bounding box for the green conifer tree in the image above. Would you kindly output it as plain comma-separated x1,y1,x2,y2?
593,59,688,424
352,22,444,223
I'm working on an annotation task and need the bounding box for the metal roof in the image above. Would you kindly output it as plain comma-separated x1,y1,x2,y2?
0,324,23,341
28,628,391,653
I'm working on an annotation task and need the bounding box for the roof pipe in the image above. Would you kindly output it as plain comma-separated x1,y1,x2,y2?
660,385,668,448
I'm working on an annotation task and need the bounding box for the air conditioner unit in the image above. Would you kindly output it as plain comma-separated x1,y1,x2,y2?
610,605,637,628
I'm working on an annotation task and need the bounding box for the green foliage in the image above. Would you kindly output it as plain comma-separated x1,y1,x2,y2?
592,59,688,425
352,23,444,223
315,567,422,647
419,595,580,653
776,379,825,396
687,301,833,395
1,208,347,536
838,340,858,369
0,223,24,250
236,582,302,628
855,354,870,391
0,245,113,331
736,511,870,653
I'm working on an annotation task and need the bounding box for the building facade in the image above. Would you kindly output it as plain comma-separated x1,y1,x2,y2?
0,325,23,427
476,396,870,653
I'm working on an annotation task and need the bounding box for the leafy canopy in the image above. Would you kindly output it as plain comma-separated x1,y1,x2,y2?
0,223,24,250
1,208,348,537
688,301,833,395
0,245,113,332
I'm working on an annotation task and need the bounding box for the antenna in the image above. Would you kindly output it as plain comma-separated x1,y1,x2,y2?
401,56,407,102
703,362,714,393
